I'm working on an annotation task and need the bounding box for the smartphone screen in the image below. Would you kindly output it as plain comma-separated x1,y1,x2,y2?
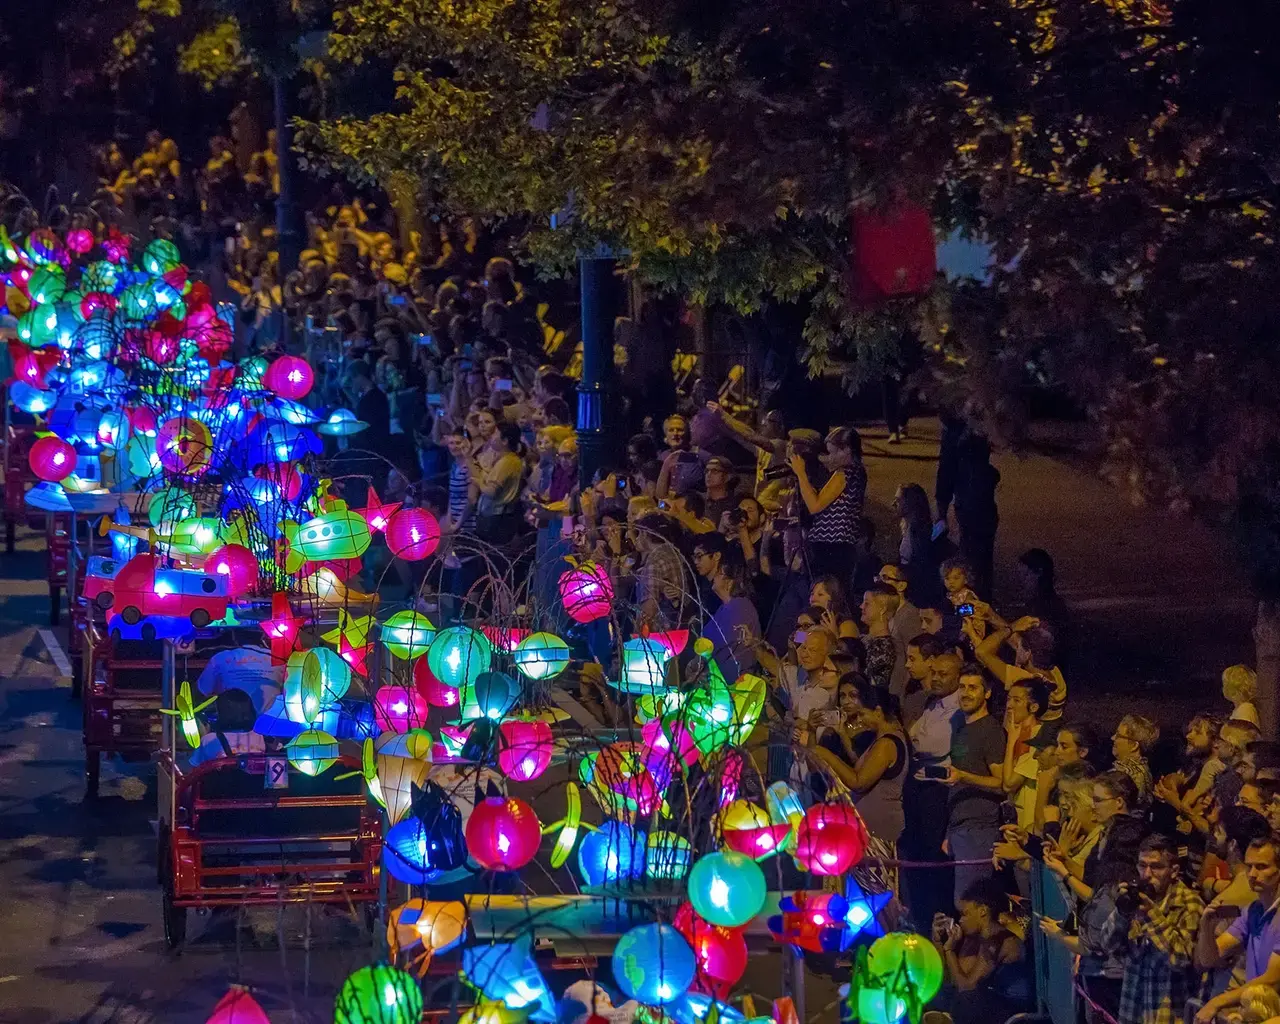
494,379,513,391
957,603,975,616
426,393,443,407
921,764,949,780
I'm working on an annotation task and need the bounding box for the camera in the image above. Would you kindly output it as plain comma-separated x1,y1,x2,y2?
1114,883,1141,915
726,508,747,527
762,465,795,481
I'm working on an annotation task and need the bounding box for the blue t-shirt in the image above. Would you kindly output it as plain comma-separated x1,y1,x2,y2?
1227,898,1280,981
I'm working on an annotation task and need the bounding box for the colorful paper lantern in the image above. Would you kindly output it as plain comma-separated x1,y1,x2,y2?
385,815,452,885
374,685,430,734
646,831,694,881
793,802,867,876
381,610,436,660
28,435,76,482
286,729,339,776
688,851,766,928
334,964,422,1024
461,670,519,722
414,656,460,708
558,560,614,623
263,354,315,400
612,636,670,694
385,507,441,561
143,238,182,276
578,820,647,886
674,902,749,999
842,877,893,945
612,923,697,1006
292,507,372,561
512,631,570,681
717,800,790,859
387,899,467,963
868,932,944,1003
156,416,213,476
302,646,353,702
465,796,541,870
461,935,554,1018
377,752,431,825
205,987,270,1024
858,988,907,1024
497,719,553,782
427,626,491,690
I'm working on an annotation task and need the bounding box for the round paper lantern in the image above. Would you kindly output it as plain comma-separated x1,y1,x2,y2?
793,802,868,876
29,435,76,482
143,238,182,276
388,899,467,959
386,507,441,561
286,729,339,776
465,796,541,870
263,355,315,400
206,543,258,598
497,719,553,782
688,851,766,928
674,902,749,998
303,647,353,702
414,656,460,708
868,932,944,1002
156,416,213,476
578,820,647,886
463,671,519,722
381,610,436,660
512,631,570,681
646,831,694,881
27,265,66,306
858,987,907,1024
385,816,449,885
205,987,270,1024
334,964,422,1024
558,560,614,623
717,800,791,860
612,923,696,1006
374,685,430,734
10,380,55,414
427,626,492,690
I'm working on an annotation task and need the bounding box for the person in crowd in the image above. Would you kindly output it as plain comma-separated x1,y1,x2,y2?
808,575,859,641
935,415,999,599
1222,665,1261,729
897,482,948,607
1014,547,1071,663
691,532,729,613
701,456,740,523
860,583,903,692
1112,714,1160,802
656,414,706,499
1001,679,1052,832
632,514,688,630
700,553,761,683
1117,834,1204,1024
707,402,789,502
807,675,909,846
932,879,1026,1024
938,665,1007,899
967,606,1067,720
1045,771,1145,903
791,425,867,585
470,420,526,545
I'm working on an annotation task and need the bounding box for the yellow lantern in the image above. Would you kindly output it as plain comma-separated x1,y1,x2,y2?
377,752,431,825
387,899,467,972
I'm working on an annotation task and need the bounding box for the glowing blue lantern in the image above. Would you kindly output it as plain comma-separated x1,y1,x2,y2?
578,820,647,886
460,935,556,1019
460,670,519,722
840,876,892,948
9,381,55,414
612,923,696,1006
384,816,449,885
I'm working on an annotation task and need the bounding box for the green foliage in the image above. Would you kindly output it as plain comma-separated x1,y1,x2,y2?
178,18,251,89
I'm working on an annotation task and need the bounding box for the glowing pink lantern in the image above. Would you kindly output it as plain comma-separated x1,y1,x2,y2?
145,329,180,365
373,685,429,734
497,720,554,782
263,355,314,400
80,292,115,319
385,508,441,561
206,544,259,598
256,462,306,502
126,406,158,437
65,229,94,255
29,436,77,482
481,626,530,652
414,657,460,708
650,629,690,657
558,561,614,623
465,796,542,870
793,802,868,876
205,987,270,1024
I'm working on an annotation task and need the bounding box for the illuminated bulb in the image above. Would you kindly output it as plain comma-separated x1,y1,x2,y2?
154,580,174,597
497,833,511,854
710,878,730,909
383,984,398,1007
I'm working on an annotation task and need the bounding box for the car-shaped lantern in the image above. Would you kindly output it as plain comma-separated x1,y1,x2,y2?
83,555,121,610
111,553,229,630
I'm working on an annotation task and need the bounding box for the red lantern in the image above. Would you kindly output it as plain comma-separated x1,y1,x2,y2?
206,544,258,598
848,201,937,308
144,328,180,365
414,657,460,708
386,508,441,561
558,561,614,623
263,355,315,400
205,986,270,1024
793,803,867,876
373,685,429,734
80,292,116,319
465,796,542,870
29,435,77,482
674,902,748,1000
497,719,553,782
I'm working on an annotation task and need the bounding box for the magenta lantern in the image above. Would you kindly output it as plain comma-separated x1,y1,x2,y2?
558,561,614,623
29,436,77,482
205,987,270,1024
373,685,430,734
414,657,460,708
497,720,554,782
206,544,259,598
65,229,94,255
263,355,315,400
465,795,542,870
386,508,441,561
793,803,868,876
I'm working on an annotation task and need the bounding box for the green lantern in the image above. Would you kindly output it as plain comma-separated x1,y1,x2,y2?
303,647,353,703
293,507,372,561
687,850,766,928
512,631,570,681
646,831,693,881
148,487,197,528
858,988,907,1024
28,305,60,346
614,637,669,694
27,265,66,306
426,625,491,690
867,932,944,1003
119,282,156,321
142,238,182,276
381,610,436,660
334,964,423,1024
285,661,327,726
82,260,119,293
158,516,222,557
238,355,268,391
287,729,339,776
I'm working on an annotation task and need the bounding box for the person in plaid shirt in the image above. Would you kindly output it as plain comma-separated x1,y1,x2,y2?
1119,834,1205,1024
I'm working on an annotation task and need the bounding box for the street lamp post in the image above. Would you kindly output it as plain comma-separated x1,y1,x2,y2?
576,246,616,488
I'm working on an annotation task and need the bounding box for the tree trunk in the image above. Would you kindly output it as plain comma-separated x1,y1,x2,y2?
1255,599,1280,740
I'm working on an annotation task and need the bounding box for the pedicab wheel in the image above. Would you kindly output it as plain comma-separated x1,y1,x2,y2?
162,884,187,950
49,586,61,626
85,749,100,800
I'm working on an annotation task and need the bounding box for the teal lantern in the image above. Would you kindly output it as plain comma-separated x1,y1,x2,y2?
82,260,120,294
143,238,182,276
303,646,353,702
148,486,197,528
426,625,491,690
286,729,339,776
27,264,66,306
688,851,767,928
460,671,519,722
381,610,436,660
867,932,944,1003
334,964,423,1024
614,637,669,694
858,987,907,1024
512,631,570,681
119,282,156,321
646,831,694,881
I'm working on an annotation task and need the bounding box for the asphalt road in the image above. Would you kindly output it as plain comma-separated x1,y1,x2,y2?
0,420,1251,1022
